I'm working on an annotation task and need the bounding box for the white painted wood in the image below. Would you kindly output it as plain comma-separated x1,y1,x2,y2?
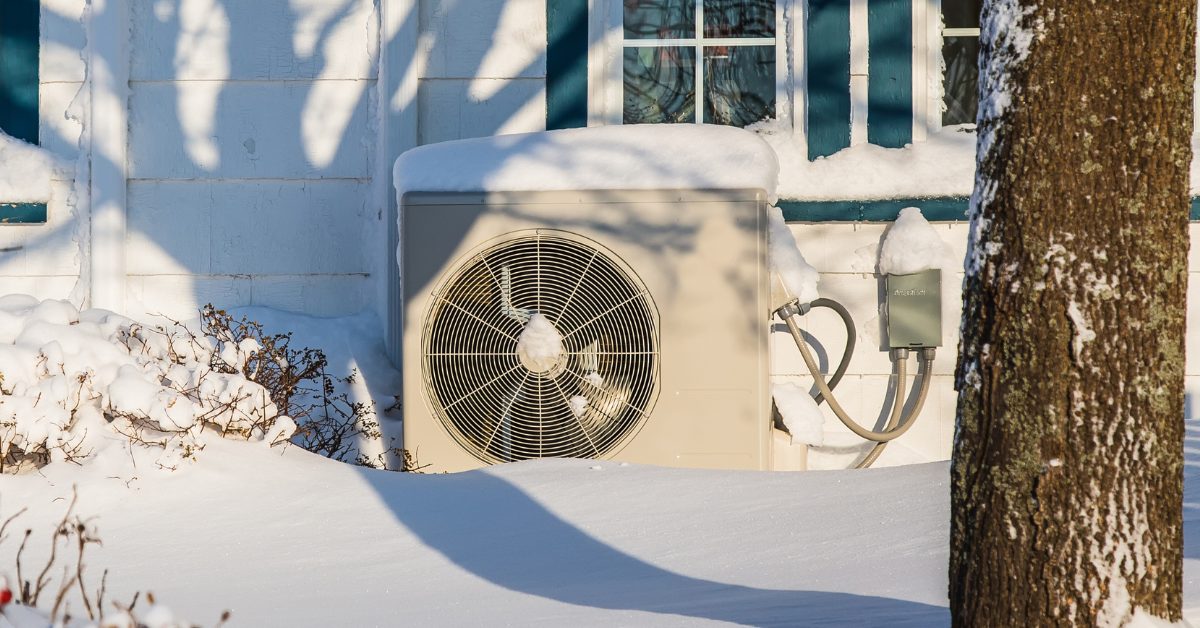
790,0,807,152
41,0,88,83
911,0,929,142
39,81,85,161
380,0,422,361
248,274,372,316
848,0,868,146
420,0,545,79
127,81,374,179
89,0,130,312
417,77,545,144
125,274,252,319
130,0,379,81
127,180,372,275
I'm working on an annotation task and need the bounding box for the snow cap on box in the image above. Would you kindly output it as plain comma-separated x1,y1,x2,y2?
393,124,780,203
877,207,954,275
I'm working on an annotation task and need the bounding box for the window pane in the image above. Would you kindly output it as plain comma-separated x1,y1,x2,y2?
624,0,695,39
703,0,774,38
942,36,978,125
942,0,981,29
704,45,775,126
624,46,696,123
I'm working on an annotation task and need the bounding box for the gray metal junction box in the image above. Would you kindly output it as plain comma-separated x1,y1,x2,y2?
885,270,942,349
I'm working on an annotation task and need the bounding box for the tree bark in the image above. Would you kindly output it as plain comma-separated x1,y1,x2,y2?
951,1,1195,625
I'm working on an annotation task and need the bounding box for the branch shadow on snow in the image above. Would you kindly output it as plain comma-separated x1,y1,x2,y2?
358,467,948,627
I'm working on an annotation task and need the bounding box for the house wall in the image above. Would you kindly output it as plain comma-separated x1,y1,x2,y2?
8,0,1200,467
0,0,87,302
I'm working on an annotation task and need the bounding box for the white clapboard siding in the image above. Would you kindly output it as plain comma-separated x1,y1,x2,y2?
418,78,545,144
127,180,372,276
128,81,374,179
127,273,372,319
40,0,87,83
421,0,546,79
130,0,378,81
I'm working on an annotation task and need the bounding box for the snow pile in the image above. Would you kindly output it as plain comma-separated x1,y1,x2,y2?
877,207,954,275
0,296,292,472
0,129,65,203
772,382,824,445
768,206,820,303
749,119,977,201
516,313,564,373
393,124,780,202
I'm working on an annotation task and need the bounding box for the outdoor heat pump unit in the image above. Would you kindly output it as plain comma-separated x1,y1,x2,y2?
398,189,773,474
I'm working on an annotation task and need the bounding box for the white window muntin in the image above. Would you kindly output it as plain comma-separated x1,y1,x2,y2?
589,0,794,131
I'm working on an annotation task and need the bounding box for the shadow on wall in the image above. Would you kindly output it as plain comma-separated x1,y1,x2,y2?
358,467,949,627
32,0,557,315
1185,416,1199,560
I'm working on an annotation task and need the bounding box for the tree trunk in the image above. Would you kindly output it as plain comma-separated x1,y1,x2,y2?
951,1,1195,625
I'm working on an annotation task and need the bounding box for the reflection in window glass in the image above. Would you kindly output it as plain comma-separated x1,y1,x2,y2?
942,36,978,125
623,46,696,123
624,0,695,40
704,45,774,126
703,0,774,38
942,0,981,29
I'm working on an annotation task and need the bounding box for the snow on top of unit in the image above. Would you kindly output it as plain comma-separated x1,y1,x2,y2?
877,207,954,275
393,124,780,202
0,129,66,203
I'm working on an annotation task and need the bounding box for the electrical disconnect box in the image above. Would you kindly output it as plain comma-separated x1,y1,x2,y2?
886,270,942,349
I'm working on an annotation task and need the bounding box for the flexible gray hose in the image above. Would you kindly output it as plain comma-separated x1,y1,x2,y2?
855,353,934,469
809,298,856,406
782,313,923,443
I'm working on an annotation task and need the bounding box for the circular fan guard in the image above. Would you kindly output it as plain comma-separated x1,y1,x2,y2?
422,230,660,464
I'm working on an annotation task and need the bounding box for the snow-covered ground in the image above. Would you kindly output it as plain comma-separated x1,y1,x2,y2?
0,307,1196,627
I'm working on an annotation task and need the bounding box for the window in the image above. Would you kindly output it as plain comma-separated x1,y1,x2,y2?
618,0,777,127
941,0,980,126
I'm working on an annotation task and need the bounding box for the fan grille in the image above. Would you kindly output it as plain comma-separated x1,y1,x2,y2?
422,230,660,464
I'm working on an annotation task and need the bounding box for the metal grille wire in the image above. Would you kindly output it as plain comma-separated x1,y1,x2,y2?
422,230,660,463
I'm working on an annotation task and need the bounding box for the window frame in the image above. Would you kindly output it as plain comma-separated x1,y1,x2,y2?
587,0,797,134
914,0,981,140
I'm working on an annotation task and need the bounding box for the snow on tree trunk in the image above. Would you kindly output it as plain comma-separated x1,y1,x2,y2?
950,1,1194,625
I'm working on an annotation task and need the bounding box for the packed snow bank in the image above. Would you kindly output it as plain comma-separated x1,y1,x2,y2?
0,130,65,203
877,207,954,275
750,120,977,201
3,439,957,626
8,436,1195,626
393,124,780,202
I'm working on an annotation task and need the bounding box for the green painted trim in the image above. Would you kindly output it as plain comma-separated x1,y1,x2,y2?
780,197,1200,222
806,0,851,160
867,0,912,148
0,203,47,224
778,197,969,222
546,0,588,130
0,0,40,144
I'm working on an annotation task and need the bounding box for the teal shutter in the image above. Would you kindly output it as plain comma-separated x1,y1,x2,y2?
0,0,39,144
867,0,912,148
806,0,851,160
0,0,48,223
546,0,589,130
